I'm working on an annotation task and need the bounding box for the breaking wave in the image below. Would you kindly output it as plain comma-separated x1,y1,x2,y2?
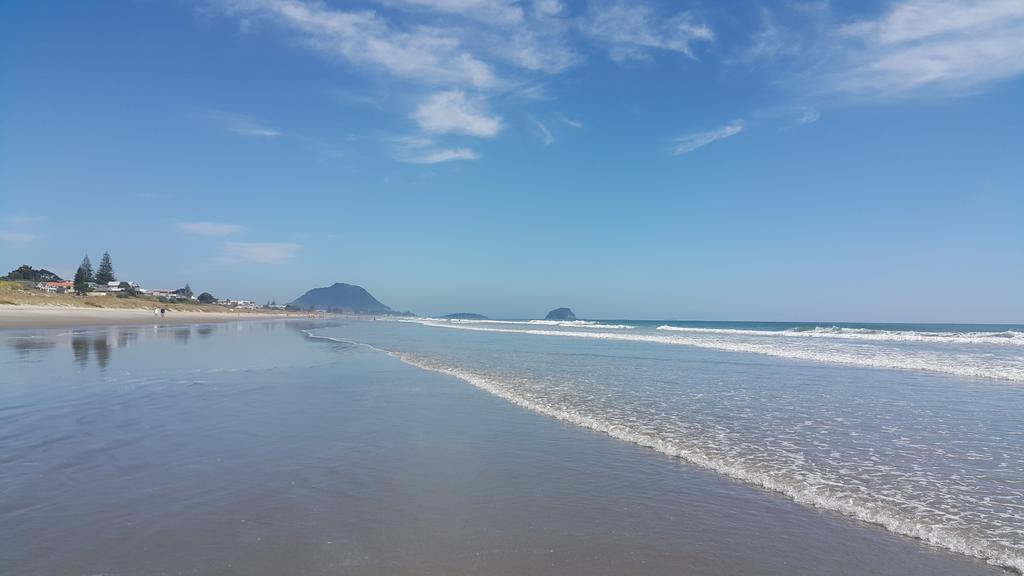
656,325,1024,346
411,318,635,329
412,320,1024,382
304,329,1023,573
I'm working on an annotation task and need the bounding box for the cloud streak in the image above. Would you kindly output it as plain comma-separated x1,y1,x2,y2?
177,221,246,237
391,135,480,164
671,120,744,155
0,231,36,244
221,241,300,264
580,0,714,62
405,147,480,164
220,0,499,89
826,0,1024,98
203,110,282,138
533,118,554,145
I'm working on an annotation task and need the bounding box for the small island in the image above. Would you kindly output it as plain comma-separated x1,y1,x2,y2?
441,313,489,320
544,307,576,321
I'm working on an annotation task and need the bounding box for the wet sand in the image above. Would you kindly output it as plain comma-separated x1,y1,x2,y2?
0,304,290,329
0,321,1010,575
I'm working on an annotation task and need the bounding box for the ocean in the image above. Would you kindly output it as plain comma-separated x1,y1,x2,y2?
2,318,1021,574
316,317,1024,572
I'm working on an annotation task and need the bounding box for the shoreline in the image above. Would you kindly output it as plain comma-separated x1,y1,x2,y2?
3,323,1006,575
0,304,308,329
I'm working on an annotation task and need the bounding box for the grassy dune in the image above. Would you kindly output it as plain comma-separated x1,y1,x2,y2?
0,282,279,314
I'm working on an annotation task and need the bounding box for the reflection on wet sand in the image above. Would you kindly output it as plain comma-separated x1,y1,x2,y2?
5,336,58,361
71,333,90,367
92,336,110,370
6,325,181,370
2,322,296,371
173,327,192,343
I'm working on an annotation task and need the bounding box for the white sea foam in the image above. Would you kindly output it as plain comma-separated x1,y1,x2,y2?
377,347,1024,572
303,328,1024,573
408,318,635,329
411,321,1024,382
656,324,1024,346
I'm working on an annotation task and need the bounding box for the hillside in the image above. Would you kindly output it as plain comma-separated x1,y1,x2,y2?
290,283,395,314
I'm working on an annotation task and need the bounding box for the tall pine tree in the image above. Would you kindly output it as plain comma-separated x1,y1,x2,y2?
95,251,115,284
79,255,93,282
73,254,93,295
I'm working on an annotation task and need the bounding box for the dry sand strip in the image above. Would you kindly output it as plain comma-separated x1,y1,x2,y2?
0,305,296,329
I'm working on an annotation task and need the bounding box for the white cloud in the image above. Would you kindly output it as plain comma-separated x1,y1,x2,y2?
0,231,36,244
756,106,821,129
500,28,578,73
391,135,480,164
177,221,246,237
556,112,583,128
386,0,524,25
413,90,502,137
580,0,714,62
533,0,564,18
795,107,821,125
533,118,554,145
406,147,480,163
671,120,744,155
826,0,1024,98
730,8,800,65
220,0,499,89
221,241,300,264
204,110,282,138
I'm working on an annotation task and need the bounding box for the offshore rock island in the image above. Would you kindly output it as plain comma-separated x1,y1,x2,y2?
544,308,577,321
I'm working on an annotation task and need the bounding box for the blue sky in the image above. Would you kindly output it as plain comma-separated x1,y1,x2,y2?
2,0,1023,322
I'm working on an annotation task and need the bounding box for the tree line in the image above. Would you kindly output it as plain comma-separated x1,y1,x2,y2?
73,252,114,295
72,252,203,301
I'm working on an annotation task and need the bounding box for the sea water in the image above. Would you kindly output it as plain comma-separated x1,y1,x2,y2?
317,318,1024,572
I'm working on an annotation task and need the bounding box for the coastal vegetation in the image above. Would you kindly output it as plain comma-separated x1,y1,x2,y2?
2,254,274,314
2,265,63,282
95,252,116,285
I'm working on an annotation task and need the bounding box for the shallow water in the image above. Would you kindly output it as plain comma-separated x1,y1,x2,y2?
322,318,1024,572
0,320,1016,575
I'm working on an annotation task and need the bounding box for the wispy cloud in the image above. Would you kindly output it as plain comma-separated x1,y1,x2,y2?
755,106,821,129
387,0,524,25
391,135,480,164
794,107,820,125
0,231,36,244
406,147,480,164
208,0,731,162
177,221,245,237
729,8,801,65
0,215,39,244
556,112,583,129
221,241,300,264
203,110,282,138
671,120,744,155
826,0,1024,99
533,117,554,145
580,0,714,62
219,0,499,89
413,90,502,137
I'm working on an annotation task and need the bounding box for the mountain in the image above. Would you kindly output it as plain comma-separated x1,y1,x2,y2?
544,307,576,321
290,283,395,313
442,312,488,320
